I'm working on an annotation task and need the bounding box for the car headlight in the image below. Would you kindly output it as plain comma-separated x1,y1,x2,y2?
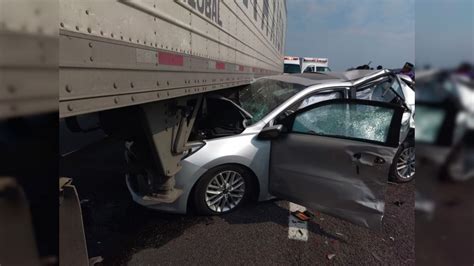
182,141,206,159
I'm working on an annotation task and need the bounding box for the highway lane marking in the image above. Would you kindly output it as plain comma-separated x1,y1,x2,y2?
288,202,308,241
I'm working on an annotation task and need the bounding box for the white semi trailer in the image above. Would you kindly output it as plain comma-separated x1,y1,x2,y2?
59,0,287,205
59,0,287,117
0,0,287,264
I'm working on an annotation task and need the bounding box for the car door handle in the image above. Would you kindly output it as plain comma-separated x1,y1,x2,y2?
353,153,385,165
374,157,385,164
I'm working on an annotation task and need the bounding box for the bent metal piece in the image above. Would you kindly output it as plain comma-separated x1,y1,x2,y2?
269,99,403,229
125,95,203,204
270,136,397,229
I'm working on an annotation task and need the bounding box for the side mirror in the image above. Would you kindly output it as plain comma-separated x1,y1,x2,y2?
275,110,294,125
258,124,283,140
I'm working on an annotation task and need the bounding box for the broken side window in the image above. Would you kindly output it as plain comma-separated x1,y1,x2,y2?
292,103,394,143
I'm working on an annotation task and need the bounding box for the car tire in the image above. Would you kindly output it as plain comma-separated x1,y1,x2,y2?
193,165,254,215
390,138,415,183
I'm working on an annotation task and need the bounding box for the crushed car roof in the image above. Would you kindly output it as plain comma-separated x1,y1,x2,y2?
263,70,386,86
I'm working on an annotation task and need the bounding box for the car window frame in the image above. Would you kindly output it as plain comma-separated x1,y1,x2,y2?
353,73,405,102
269,87,350,126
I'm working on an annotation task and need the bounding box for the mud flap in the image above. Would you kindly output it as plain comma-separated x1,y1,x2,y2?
59,177,89,266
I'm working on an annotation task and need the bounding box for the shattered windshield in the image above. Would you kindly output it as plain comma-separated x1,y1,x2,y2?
239,79,306,125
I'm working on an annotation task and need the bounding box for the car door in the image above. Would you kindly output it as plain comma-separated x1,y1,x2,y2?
268,99,403,229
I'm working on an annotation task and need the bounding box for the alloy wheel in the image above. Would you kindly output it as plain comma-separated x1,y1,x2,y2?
205,170,246,213
397,147,415,180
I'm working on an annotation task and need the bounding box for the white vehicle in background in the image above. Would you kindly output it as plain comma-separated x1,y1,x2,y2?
284,56,301,74
301,57,331,73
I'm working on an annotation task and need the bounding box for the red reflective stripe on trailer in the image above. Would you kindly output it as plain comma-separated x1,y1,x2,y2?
158,52,184,66
239,65,244,71
216,61,225,70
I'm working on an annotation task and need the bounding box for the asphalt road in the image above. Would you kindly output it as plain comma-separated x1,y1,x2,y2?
60,137,415,265
416,178,474,266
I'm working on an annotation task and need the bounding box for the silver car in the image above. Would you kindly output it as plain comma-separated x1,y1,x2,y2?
126,70,412,229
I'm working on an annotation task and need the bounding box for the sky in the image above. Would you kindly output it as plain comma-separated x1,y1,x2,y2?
284,0,415,71
415,0,474,69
